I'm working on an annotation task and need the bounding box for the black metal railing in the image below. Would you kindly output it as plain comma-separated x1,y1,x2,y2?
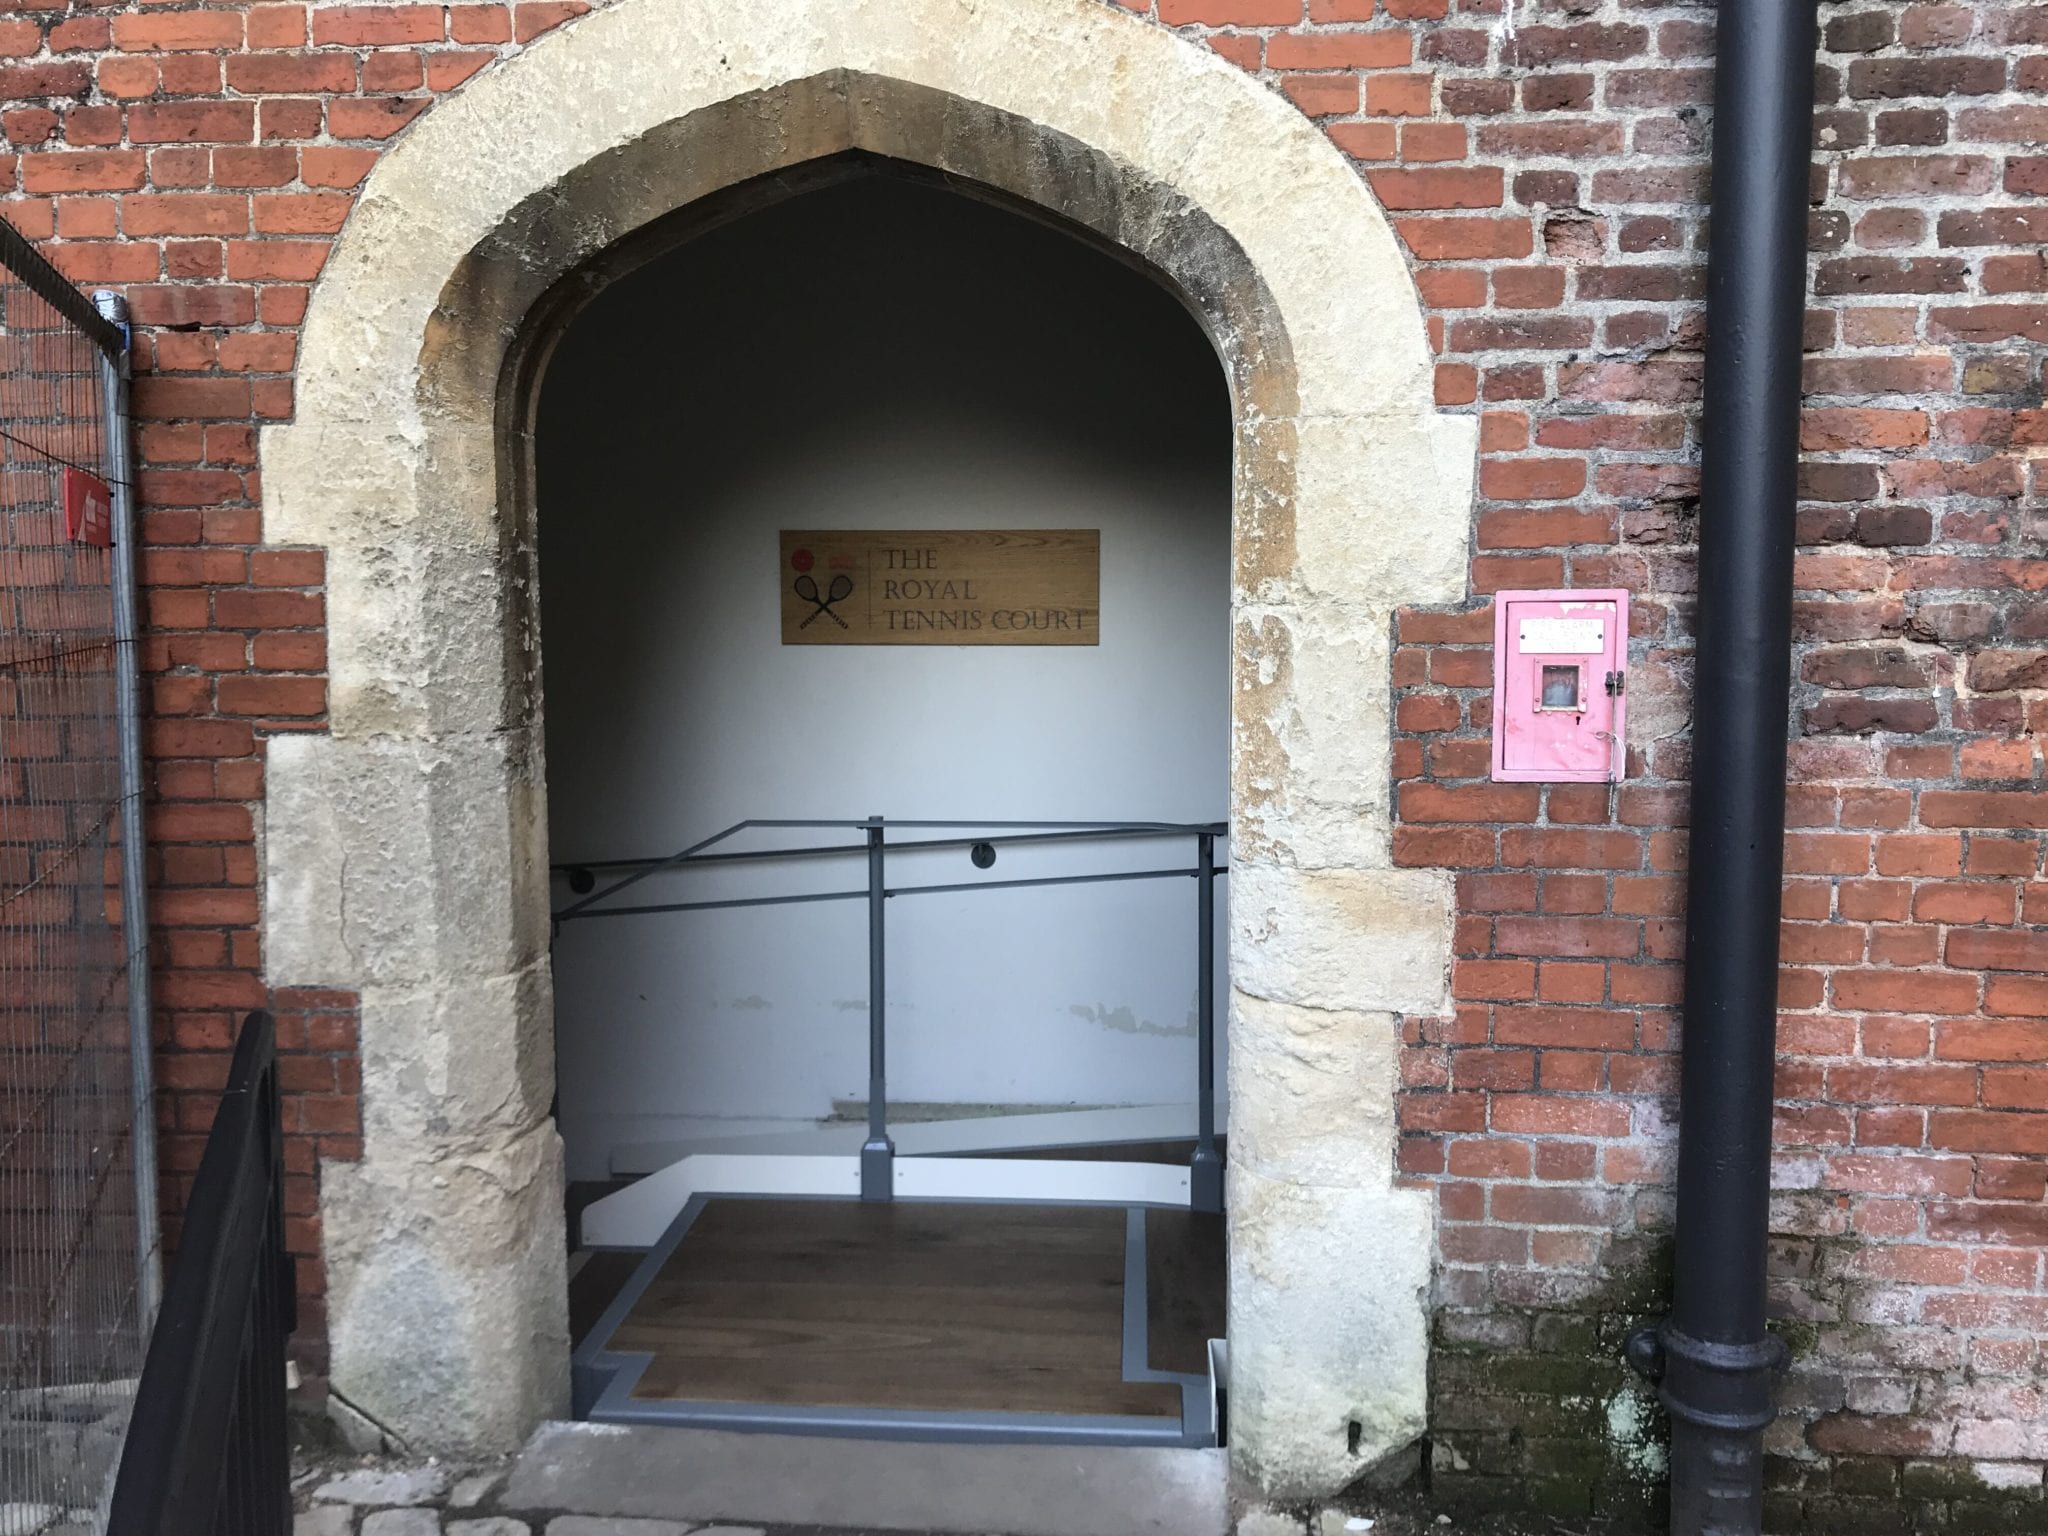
553,817,1228,1210
107,1011,293,1536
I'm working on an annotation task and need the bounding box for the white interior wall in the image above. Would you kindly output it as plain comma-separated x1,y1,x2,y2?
536,173,1232,1182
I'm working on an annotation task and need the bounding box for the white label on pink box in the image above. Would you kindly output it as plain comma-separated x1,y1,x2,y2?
1491,589,1628,784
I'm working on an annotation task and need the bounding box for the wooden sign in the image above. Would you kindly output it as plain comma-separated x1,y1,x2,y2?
779,530,1099,646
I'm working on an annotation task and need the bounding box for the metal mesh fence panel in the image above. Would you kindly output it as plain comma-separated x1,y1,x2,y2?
0,221,152,1523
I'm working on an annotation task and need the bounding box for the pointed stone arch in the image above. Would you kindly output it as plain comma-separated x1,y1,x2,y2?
260,0,1475,1496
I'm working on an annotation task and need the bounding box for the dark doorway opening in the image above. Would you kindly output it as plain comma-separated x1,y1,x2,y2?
536,164,1232,1445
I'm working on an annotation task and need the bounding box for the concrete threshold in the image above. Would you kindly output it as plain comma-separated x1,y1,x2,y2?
501,1421,1231,1536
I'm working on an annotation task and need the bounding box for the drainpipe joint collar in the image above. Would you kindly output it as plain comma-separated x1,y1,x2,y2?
1624,1321,1788,1434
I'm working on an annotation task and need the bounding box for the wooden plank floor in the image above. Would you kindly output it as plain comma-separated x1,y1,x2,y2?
609,1199,1185,1419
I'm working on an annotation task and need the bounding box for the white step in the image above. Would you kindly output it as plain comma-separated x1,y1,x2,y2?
579,1154,1193,1247
609,1102,1219,1176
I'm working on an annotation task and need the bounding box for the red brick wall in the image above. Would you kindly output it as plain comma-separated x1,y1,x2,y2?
3,0,2042,1520
1,0,594,1371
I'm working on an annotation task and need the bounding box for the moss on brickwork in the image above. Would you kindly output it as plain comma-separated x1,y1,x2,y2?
1766,1455,2048,1535
1769,1317,1820,1362
1428,1228,2048,1536
1759,1229,2048,1533
1425,1238,1673,1529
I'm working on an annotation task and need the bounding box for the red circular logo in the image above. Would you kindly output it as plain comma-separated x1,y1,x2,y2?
791,548,815,573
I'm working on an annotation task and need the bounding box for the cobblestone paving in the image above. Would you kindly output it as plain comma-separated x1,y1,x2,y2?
295,1456,1589,1536
297,1458,977,1536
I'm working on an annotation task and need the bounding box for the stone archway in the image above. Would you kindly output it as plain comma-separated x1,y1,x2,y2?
259,0,1475,1498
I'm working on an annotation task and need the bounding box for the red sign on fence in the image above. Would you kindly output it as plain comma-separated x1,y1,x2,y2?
63,466,113,548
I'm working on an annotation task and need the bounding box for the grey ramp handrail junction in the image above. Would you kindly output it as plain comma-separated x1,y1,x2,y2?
546,815,1230,1210
549,816,1230,924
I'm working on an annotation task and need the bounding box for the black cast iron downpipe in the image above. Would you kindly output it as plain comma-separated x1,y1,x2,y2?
1624,4,1820,1535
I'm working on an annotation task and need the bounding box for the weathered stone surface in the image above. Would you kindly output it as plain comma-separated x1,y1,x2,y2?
363,1512,443,1536
447,1472,507,1510
447,1521,530,1536
323,1123,570,1455
1232,419,1299,604
327,1392,401,1457
1228,1168,1433,1498
296,1507,356,1536
1229,864,1452,1017
268,0,1455,1490
543,1520,695,1536
266,731,550,993
322,538,531,740
355,963,557,1146
1227,996,1400,1187
1289,413,1476,611
1232,605,1398,872
315,1466,451,1506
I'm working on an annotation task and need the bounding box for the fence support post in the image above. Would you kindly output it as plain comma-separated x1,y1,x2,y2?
1189,831,1223,1214
861,815,894,1200
94,288,161,1324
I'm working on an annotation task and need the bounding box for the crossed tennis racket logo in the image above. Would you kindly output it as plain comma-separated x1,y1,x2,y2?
794,571,852,628
790,549,852,628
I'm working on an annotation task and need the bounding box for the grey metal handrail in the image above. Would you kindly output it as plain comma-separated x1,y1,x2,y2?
555,823,1219,880
548,817,1228,1210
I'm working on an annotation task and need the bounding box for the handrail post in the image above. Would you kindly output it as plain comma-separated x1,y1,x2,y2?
861,815,894,1200
1190,830,1223,1214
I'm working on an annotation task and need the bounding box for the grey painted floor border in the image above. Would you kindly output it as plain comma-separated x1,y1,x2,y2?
501,1420,1231,1536
1123,1205,1218,1444
574,1193,1215,1448
571,1192,712,1417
